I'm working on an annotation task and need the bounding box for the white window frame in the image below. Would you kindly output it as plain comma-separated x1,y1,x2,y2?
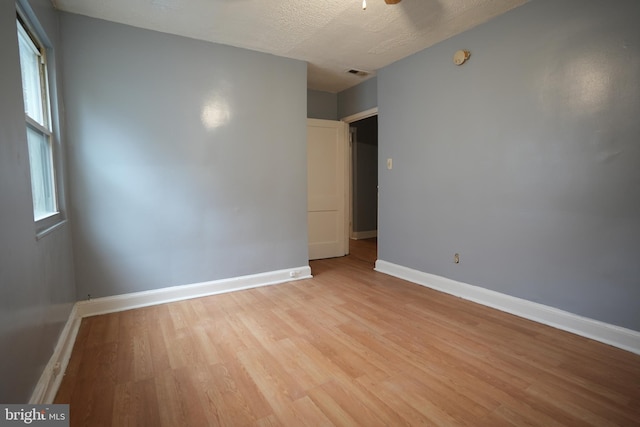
17,7,64,237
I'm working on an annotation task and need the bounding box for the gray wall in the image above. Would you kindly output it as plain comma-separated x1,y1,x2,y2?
378,0,640,331
0,0,76,402
338,77,377,119
307,89,337,120
310,80,378,120
352,116,378,233
61,14,309,299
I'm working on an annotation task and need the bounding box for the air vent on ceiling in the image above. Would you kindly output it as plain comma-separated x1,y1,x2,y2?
347,69,370,77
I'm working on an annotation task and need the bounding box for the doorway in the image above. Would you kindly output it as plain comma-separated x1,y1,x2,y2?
344,108,378,258
306,110,378,263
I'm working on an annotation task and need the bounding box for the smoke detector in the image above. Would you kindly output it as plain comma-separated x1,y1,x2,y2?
453,50,471,66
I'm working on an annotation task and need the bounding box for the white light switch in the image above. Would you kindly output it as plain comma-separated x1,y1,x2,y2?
387,158,393,170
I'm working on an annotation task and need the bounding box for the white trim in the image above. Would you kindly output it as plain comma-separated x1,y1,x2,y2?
351,230,377,240
349,127,356,240
375,260,640,355
30,266,311,403
26,116,52,136
75,266,312,318
341,107,378,124
343,123,350,256
342,107,378,251
35,218,66,240
30,304,81,404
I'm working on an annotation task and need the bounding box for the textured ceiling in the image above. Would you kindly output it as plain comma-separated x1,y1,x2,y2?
52,0,528,93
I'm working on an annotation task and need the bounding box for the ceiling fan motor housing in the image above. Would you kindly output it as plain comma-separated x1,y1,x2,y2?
385,0,402,4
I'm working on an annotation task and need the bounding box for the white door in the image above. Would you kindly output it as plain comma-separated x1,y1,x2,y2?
307,118,349,260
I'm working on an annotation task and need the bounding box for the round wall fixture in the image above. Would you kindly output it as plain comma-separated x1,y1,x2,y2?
453,50,471,65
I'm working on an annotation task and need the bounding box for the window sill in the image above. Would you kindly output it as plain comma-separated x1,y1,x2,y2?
36,216,67,240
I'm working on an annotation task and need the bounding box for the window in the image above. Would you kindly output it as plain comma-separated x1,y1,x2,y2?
17,15,58,222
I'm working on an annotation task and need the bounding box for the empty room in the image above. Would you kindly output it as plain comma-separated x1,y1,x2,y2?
1,0,639,425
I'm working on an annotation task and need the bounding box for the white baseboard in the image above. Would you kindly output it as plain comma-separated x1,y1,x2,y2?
75,266,312,318
351,230,377,240
375,260,640,355
30,304,82,404
31,265,312,403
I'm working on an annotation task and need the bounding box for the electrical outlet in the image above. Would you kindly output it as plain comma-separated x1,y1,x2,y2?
454,253,460,264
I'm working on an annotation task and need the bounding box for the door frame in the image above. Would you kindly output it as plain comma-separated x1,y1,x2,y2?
349,127,357,239
341,107,378,241
341,107,378,124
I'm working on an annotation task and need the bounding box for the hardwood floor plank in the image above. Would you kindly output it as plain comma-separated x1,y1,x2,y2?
489,403,566,427
189,363,256,427
268,337,333,388
305,328,386,381
155,368,210,427
315,379,388,426
290,396,334,427
167,300,195,330
145,305,173,375
115,310,154,383
355,375,430,426
213,350,273,420
55,239,640,426
254,414,280,427
206,317,250,355
65,343,118,426
378,374,463,426
525,381,640,426
112,378,160,427
235,348,304,425
236,346,306,401
85,312,120,348
306,385,361,426
270,307,309,335
191,322,225,366
161,326,197,370
69,377,116,427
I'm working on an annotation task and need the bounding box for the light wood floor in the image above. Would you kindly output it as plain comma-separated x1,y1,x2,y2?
55,238,640,426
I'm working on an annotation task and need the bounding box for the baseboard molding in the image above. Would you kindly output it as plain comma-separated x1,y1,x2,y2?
375,260,640,355
31,265,312,403
75,266,312,318
351,230,377,240
30,304,82,404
